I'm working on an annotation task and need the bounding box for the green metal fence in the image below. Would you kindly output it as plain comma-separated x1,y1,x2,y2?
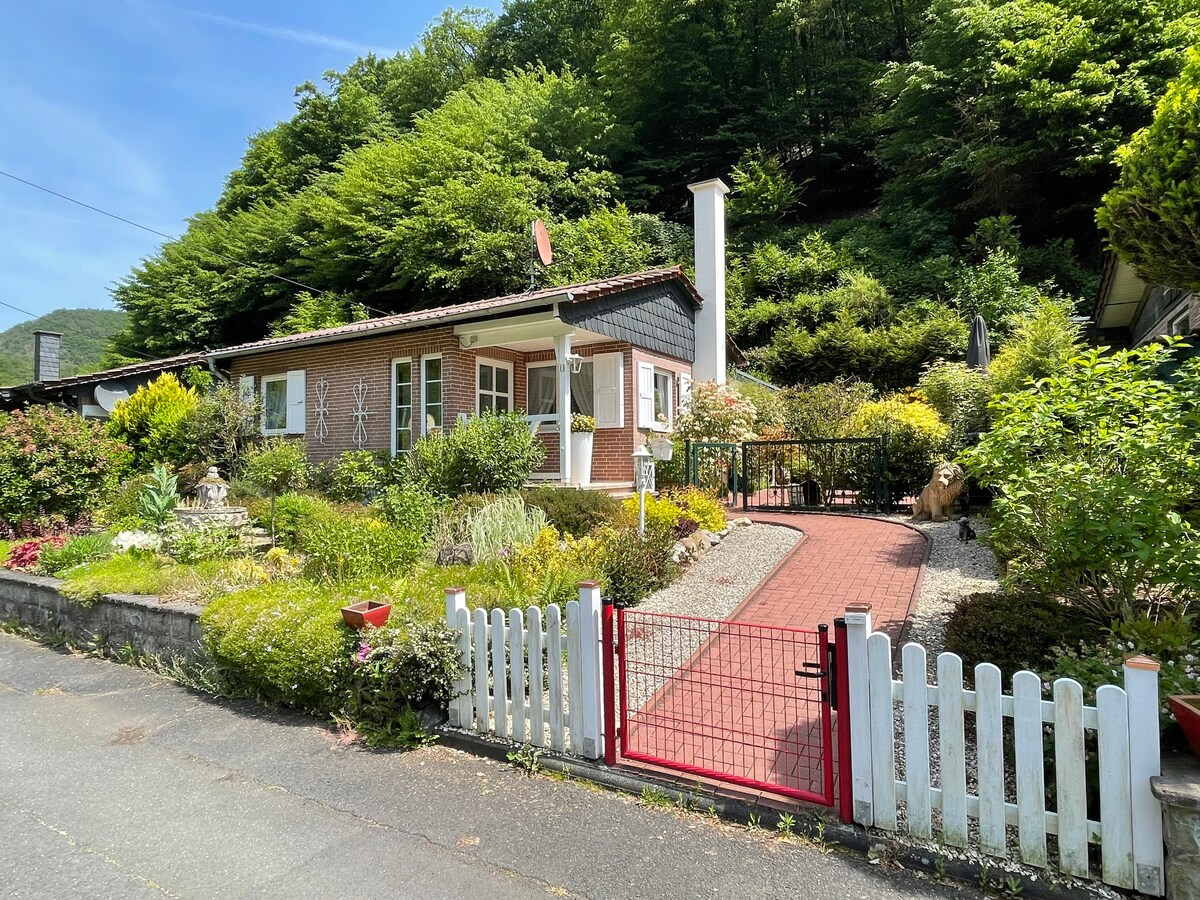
684,441,740,504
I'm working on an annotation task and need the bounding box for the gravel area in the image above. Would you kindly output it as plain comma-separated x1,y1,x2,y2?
638,522,803,620
887,513,1000,655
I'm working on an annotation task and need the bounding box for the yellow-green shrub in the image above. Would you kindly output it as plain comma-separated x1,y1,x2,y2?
662,487,727,532
621,493,687,534
849,395,950,503
107,373,201,468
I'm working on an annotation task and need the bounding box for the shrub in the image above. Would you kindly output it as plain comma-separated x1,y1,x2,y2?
403,411,544,497
1050,615,1200,729
620,493,687,536
595,523,679,607
521,486,620,537
508,526,605,608
163,522,241,565
944,592,1095,680
0,407,129,529
962,343,1200,621
468,495,547,563
674,381,757,444
200,581,358,711
139,465,180,529
96,475,154,530
848,395,950,503
987,300,1084,397
243,438,309,543
662,487,727,533
917,361,990,443
781,379,874,440
107,373,201,468
373,484,437,535
181,382,262,472
300,516,423,582
248,492,358,550
325,450,388,503
4,536,66,572
36,533,115,576
345,618,464,743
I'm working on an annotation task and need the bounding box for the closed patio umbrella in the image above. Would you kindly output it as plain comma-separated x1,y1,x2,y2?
966,314,991,370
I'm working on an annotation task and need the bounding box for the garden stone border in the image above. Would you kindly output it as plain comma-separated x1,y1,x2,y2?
0,570,202,658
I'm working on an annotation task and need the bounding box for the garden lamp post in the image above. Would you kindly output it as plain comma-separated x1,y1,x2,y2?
633,444,655,536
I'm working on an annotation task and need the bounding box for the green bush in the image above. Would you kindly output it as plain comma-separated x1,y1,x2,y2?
944,592,1094,680
521,486,620,537
987,300,1084,397
403,411,544,497
595,523,679,607
300,516,423,582
37,533,115,576
781,379,874,439
139,465,180,529
963,343,1200,621
96,475,154,530
325,450,388,503
181,382,262,472
373,484,437,535
200,581,357,712
163,522,241,565
243,438,310,543
107,373,202,468
248,492,360,550
917,361,990,444
848,395,950,503
0,407,130,530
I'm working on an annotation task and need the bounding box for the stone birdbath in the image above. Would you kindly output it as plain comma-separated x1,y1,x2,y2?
175,466,249,530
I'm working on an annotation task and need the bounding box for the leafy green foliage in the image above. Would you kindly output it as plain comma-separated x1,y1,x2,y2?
467,495,548,564
674,382,757,444
323,450,388,503
402,412,545,497
163,522,241,565
181,382,262,473
849,396,950,502
1100,47,1200,293
107,374,201,469
0,407,129,530
0,308,126,386
35,533,115,576
963,342,1200,620
987,300,1085,396
521,486,620,537
300,516,423,583
945,592,1094,679
243,439,310,543
917,361,991,443
595,522,679,607
373,484,437,535
780,379,875,439
139,465,180,529
269,292,369,338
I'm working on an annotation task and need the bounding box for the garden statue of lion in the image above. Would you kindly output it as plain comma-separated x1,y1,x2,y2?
911,463,965,522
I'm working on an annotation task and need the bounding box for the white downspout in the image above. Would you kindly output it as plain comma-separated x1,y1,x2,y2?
554,332,572,485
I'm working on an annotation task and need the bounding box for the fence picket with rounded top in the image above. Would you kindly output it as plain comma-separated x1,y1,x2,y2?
1053,678,1089,877
491,608,509,740
509,608,526,745
937,652,968,848
902,643,932,838
1095,684,1134,889
472,608,488,732
547,603,565,752
528,606,545,748
1012,670,1048,867
974,662,1007,858
867,631,897,829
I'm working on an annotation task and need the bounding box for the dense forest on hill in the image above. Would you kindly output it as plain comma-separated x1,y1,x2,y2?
110,0,1200,388
0,308,126,386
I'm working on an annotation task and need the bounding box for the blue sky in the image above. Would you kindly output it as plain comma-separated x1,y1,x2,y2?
0,0,503,333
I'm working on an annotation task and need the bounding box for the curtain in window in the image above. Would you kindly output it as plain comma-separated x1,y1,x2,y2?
571,362,594,416
527,366,556,415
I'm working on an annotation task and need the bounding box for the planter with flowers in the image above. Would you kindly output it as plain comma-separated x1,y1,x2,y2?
570,415,596,487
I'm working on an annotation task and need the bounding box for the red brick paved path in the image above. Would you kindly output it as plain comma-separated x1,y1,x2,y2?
618,514,928,802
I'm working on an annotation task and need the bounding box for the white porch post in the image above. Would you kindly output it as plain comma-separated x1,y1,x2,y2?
554,333,572,485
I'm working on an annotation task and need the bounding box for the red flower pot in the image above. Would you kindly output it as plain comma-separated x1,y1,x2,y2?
1168,695,1200,759
340,601,392,630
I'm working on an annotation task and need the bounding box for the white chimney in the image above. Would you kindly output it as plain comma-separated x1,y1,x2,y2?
688,178,729,384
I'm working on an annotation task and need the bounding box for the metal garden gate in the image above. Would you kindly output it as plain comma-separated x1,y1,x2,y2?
610,609,837,806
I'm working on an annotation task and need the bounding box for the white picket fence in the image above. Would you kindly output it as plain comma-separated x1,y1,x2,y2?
844,608,1164,895
444,584,604,760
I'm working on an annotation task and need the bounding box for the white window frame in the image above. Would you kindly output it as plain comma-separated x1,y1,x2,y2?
476,357,514,415
260,374,289,435
421,354,443,436
525,360,558,426
652,368,674,431
391,357,413,455
1170,309,1192,337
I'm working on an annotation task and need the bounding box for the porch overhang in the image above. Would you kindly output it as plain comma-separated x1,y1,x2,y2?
453,312,574,350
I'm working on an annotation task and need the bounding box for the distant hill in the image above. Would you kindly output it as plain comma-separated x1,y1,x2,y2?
0,308,127,386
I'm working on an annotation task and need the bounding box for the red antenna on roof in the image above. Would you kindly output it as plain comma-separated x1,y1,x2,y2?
529,219,553,290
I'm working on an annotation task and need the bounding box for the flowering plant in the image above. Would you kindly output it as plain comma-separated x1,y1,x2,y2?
673,382,757,444
4,536,67,571
114,530,163,554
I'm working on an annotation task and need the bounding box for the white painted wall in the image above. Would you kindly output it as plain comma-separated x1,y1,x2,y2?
689,178,729,384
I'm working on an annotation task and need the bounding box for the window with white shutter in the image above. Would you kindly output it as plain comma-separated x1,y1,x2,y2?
592,352,624,428
285,369,306,434
678,372,693,409
637,362,655,428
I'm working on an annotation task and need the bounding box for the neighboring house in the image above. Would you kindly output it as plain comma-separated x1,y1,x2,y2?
1093,256,1197,348
0,331,205,418
210,179,736,486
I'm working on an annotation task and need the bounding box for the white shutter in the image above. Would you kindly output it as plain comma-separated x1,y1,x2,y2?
678,372,693,410
238,374,255,403
285,369,306,434
637,362,655,428
593,352,624,429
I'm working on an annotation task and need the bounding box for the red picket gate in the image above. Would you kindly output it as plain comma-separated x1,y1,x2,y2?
605,607,841,808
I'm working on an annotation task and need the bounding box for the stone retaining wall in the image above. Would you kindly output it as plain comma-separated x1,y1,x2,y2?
0,570,202,658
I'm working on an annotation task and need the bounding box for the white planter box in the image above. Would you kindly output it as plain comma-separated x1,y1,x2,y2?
570,432,594,486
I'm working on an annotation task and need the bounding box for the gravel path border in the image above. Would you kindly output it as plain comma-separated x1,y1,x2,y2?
638,522,803,621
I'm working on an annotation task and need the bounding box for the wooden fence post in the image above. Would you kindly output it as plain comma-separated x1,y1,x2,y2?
1125,655,1164,896
843,603,874,827
443,587,470,728
577,582,604,760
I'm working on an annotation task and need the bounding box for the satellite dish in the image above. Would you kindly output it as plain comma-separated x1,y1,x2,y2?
532,220,553,267
94,381,131,413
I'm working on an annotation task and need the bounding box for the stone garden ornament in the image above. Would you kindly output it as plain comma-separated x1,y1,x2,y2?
911,462,965,523
195,467,229,509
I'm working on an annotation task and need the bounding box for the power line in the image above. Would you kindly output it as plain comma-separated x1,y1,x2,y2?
0,297,159,364
0,168,392,317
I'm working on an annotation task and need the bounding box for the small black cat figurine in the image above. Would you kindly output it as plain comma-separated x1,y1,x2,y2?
957,517,977,543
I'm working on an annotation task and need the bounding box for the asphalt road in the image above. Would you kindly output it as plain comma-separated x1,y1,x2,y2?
0,633,976,899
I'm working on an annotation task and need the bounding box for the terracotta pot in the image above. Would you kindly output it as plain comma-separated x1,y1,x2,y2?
340,601,392,630
1168,695,1200,759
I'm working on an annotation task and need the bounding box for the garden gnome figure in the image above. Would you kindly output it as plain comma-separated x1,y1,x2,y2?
196,466,229,509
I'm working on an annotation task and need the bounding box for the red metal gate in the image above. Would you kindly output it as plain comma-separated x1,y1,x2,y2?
611,608,835,806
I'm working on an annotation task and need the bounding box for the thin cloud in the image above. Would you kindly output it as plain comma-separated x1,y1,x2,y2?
169,6,387,56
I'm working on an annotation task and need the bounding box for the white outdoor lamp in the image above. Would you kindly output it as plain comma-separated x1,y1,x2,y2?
632,444,655,536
